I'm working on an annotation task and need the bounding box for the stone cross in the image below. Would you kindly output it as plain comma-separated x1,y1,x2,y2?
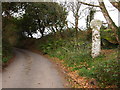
90,19,102,58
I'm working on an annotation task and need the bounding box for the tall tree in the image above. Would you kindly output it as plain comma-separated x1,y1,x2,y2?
19,2,67,38
79,0,120,44
67,0,82,40
2,2,25,45
47,2,67,37
86,7,96,29
99,0,120,44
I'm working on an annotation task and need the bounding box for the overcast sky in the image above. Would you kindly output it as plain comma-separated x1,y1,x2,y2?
66,0,119,29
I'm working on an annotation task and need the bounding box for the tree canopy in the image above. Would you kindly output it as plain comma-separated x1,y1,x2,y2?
2,2,68,38
19,2,68,37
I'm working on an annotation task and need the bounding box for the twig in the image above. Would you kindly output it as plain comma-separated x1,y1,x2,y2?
79,1,100,8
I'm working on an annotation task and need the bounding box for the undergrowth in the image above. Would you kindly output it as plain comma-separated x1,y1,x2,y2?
2,40,13,64
35,29,119,87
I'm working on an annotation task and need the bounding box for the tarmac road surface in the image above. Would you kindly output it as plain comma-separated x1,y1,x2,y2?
2,48,66,88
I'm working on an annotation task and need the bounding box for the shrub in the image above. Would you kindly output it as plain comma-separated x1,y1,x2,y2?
79,67,95,78
92,59,120,87
2,40,13,63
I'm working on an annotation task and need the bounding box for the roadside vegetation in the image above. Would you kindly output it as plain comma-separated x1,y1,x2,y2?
0,40,2,68
2,17,19,66
32,29,119,88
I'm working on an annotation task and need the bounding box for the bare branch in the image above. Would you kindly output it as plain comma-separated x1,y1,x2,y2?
79,1,100,7
109,1,120,11
68,21,75,26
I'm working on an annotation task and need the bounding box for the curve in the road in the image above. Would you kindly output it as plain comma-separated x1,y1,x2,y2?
2,48,66,88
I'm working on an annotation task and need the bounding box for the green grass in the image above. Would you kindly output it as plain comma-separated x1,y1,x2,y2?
35,30,119,87
0,46,2,56
2,55,13,63
2,40,13,64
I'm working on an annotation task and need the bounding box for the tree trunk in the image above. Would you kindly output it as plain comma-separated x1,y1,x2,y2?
109,1,120,11
51,26,56,34
75,15,79,40
40,26,45,37
99,1,120,45
28,32,33,38
38,19,45,37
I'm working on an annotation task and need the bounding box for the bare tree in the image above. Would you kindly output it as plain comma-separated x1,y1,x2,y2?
99,0,120,44
67,0,84,40
79,0,120,44
86,7,96,29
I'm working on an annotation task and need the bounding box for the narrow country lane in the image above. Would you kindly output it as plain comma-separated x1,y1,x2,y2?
2,48,66,88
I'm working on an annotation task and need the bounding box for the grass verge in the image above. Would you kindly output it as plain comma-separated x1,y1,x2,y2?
35,31,119,88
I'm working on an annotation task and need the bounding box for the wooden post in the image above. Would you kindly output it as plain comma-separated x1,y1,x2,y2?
90,19,102,58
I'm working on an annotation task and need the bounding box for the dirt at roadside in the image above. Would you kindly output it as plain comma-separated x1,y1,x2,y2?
2,56,15,70
29,49,100,88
